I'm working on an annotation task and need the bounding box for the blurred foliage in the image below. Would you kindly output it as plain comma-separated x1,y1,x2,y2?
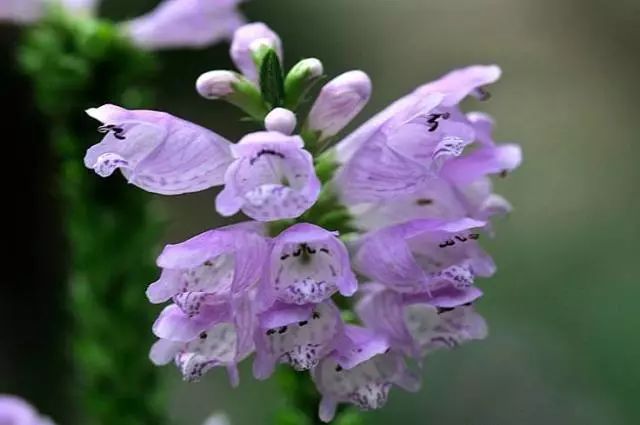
18,9,167,425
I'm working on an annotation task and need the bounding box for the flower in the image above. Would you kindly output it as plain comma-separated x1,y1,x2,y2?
354,218,495,294
150,295,255,385
312,326,420,422
259,223,357,307
306,70,372,140
124,0,246,50
215,131,321,221
333,65,503,204
84,104,234,195
146,222,268,317
356,283,486,357
346,110,522,231
0,395,54,425
253,300,343,378
1,0,246,51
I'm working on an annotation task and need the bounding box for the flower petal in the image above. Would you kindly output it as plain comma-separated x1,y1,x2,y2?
254,301,342,378
0,0,42,23
216,132,320,221
268,223,357,305
124,0,245,50
415,64,502,107
85,105,233,195
230,22,283,82
441,144,522,186
335,132,430,204
404,304,488,354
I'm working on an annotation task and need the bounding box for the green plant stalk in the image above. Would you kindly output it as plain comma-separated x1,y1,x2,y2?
19,10,167,425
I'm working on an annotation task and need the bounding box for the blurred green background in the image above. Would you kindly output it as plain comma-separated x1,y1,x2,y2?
2,0,639,424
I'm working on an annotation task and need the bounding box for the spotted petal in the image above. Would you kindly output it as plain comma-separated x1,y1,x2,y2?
265,223,357,306
150,295,255,385
84,104,233,195
253,301,343,379
404,304,488,355
312,326,419,422
355,218,493,293
216,132,321,221
146,223,268,314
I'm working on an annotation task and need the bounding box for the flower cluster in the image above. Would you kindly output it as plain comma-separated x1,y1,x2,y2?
0,0,246,50
84,22,521,423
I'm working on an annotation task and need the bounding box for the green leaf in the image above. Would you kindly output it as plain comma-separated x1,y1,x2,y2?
259,49,285,108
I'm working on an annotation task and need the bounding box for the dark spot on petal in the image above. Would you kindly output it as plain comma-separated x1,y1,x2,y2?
416,198,433,206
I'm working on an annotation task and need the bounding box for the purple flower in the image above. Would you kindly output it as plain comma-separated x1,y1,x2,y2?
347,111,521,230
356,284,486,357
312,326,420,422
306,70,372,140
2,0,244,51
230,22,283,82
146,222,268,317
333,65,502,204
253,300,343,378
215,131,321,221
123,0,246,50
354,218,495,294
0,395,54,425
84,104,234,195
150,294,255,385
259,223,357,307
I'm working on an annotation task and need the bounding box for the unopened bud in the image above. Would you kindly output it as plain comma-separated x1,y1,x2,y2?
284,58,324,109
196,70,241,99
195,70,268,120
264,108,297,135
306,70,372,140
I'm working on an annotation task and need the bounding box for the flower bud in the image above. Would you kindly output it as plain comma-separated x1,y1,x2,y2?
195,70,268,120
196,70,242,99
230,22,282,82
306,70,372,140
284,58,324,109
264,108,297,135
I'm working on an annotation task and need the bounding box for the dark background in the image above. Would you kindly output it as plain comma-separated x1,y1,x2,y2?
2,0,639,424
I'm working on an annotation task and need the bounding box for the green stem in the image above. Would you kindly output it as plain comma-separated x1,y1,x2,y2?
19,10,168,425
